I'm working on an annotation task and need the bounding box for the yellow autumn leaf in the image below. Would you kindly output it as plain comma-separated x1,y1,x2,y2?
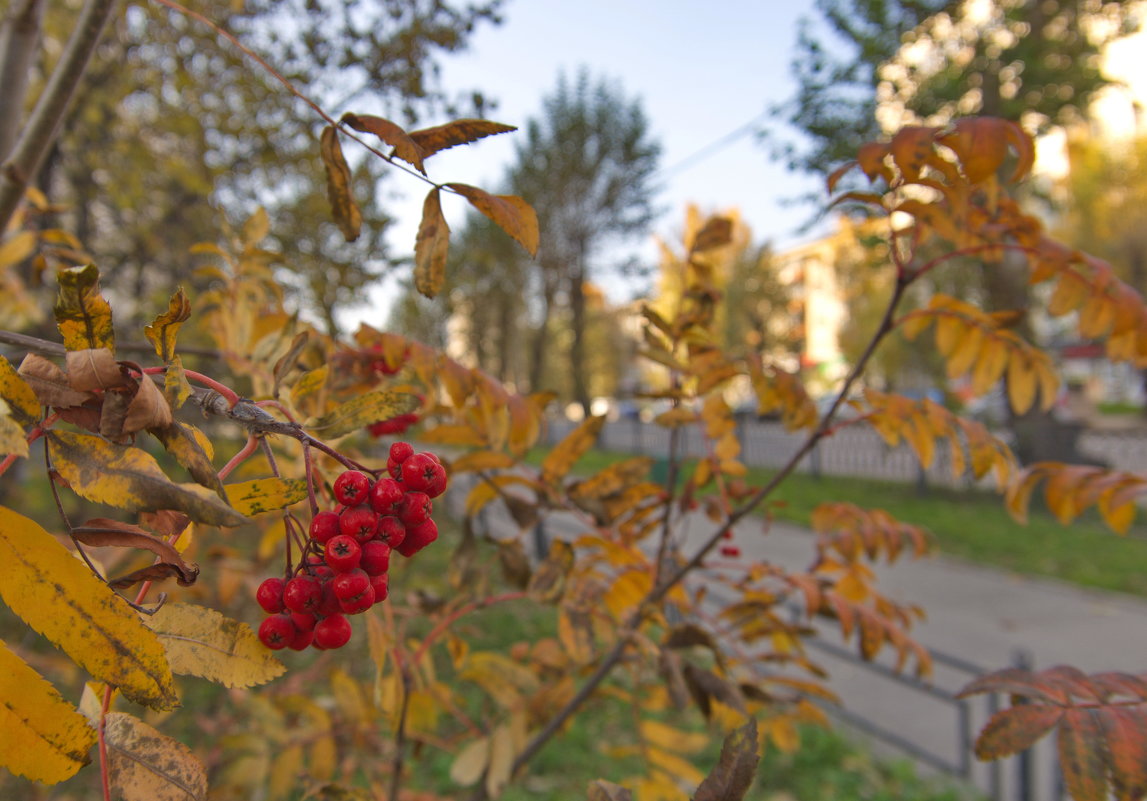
1005,355,1037,414
0,639,97,784
542,415,605,484
486,724,516,799
604,569,653,620
0,230,37,269
224,477,307,516
142,603,285,689
0,354,41,428
144,288,191,361
304,390,420,439
647,745,707,786
48,431,247,527
640,720,710,755
0,399,29,457
0,506,177,709
104,712,207,801
450,737,489,786
55,264,115,352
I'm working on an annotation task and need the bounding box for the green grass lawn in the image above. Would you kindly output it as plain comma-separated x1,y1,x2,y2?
525,447,1147,597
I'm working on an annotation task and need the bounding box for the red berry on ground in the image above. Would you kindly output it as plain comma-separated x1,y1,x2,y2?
340,506,379,542
369,572,389,602
314,614,353,649
309,511,341,544
258,615,295,650
333,470,372,507
369,477,404,513
256,577,286,613
282,576,323,613
396,518,437,558
360,540,391,575
324,535,362,572
377,515,406,548
398,491,432,527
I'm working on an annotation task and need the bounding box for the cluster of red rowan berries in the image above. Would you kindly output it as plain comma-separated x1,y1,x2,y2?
255,442,447,651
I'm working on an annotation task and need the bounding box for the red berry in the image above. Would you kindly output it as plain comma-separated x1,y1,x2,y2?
389,441,414,464
719,545,741,558
317,580,342,617
378,515,406,548
340,506,379,542
283,576,322,613
290,611,317,632
332,569,370,601
398,492,432,527
369,572,389,602
333,470,372,507
369,478,404,513
360,540,391,575
324,535,362,572
401,453,435,492
256,578,285,613
288,626,314,651
423,464,448,498
339,584,376,614
314,614,353,649
258,615,295,650
367,413,419,437
309,511,341,544
396,518,437,557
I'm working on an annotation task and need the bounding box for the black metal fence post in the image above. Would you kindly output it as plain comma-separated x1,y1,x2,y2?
1014,649,1035,801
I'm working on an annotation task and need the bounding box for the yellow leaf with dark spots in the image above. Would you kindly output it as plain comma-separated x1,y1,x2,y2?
304,390,419,439
142,603,285,689
48,431,247,527
0,354,41,427
104,712,206,801
0,506,177,709
145,289,191,361
224,477,307,516
0,639,97,783
55,264,115,352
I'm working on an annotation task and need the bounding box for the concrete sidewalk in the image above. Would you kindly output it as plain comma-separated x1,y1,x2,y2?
447,477,1147,800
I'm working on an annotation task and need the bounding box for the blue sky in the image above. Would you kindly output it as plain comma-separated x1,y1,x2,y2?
352,1,834,325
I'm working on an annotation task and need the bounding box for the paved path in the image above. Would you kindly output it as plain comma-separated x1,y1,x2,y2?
446,477,1147,800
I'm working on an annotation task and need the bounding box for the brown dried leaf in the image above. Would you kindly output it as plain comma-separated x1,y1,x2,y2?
587,780,633,801
497,538,532,589
108,563,198,590
123,376,173,434
320,125,361,242
1059,708,1108,801
527,540,573,604
104,712,207,801
693,719,760,801
408,118,516,157
73,518,197,585
974,704,1064,759
65,348,124,392
690,216,734,254
341,113,426,173
446,183,539,256
18,354,93,408
415,188,449,298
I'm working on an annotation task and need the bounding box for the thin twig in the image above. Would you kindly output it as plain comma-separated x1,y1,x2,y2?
387,658,413,801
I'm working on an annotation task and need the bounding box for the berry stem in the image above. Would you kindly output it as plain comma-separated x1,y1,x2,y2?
0,418,50,479
219,433,260,480
182,368,241,408
410,591,526,665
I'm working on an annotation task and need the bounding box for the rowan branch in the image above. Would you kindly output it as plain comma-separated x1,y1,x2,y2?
0,0,45,161
0,0,117,232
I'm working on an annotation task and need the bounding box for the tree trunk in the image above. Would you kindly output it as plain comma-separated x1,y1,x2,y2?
528,273,557,393
569,255,591,418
